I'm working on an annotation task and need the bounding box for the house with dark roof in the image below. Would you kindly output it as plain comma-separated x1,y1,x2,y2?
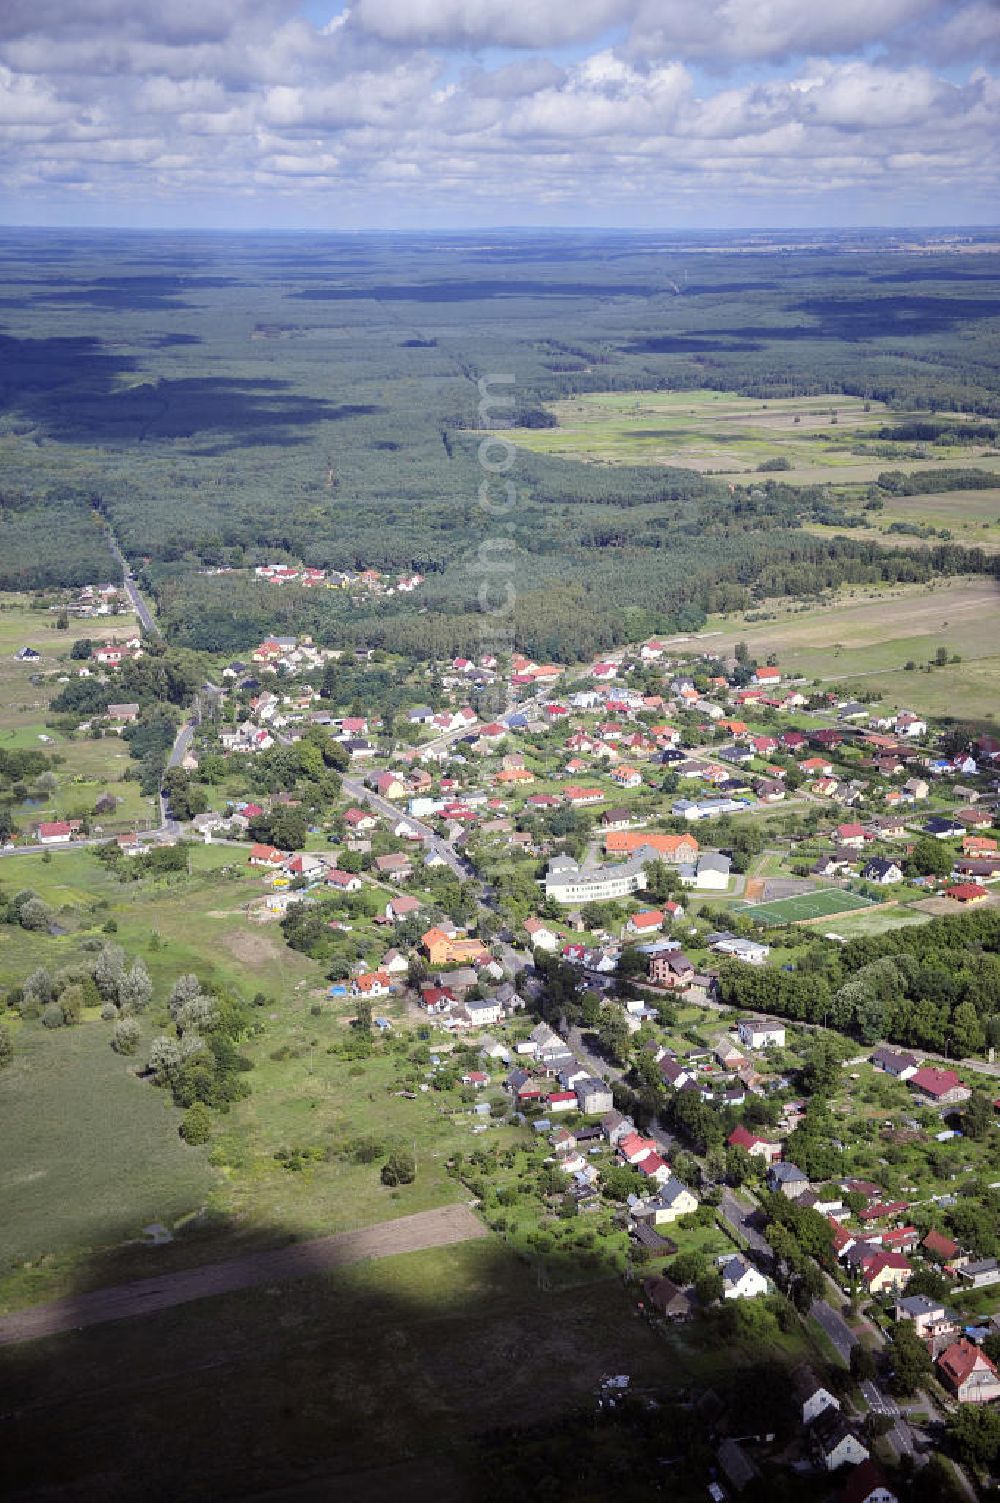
642,1275,693,1320
871,1046,920,1080
767,1161,810,1198
810,1409,870,1471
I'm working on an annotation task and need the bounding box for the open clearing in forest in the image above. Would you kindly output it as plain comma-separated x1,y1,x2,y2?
504,388,1000,485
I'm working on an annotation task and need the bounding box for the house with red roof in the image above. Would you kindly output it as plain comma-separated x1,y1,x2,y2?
908,1067,971,1107
727,1125,782,1164
937,1339,1000,1403
922,1228,960,1264
248,843,286,868
36,820,78,844
944,882,990,905
839,1461,900,1503
627,909,664,934
752,665,781,684
860,1250,912,1294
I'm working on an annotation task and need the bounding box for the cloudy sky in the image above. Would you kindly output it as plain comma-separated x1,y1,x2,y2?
0,0,997,228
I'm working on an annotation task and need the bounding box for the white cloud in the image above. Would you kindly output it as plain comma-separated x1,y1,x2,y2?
349,0,629,48
0,0,995,222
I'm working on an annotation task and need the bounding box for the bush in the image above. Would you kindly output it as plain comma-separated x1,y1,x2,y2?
41,1002,65,1028
0,1024,12,1069
112,1017,141,1056
19,898,52,932
180,1103,212,1145
381,1146,416,1186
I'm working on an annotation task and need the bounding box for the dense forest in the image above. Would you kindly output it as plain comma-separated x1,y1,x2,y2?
1,229,999,651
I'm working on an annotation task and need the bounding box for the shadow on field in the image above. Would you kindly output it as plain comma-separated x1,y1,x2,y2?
0,1208,686,1503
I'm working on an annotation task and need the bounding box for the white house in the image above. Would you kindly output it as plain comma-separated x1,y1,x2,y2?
737,1017,786,1050
524,917,559,951
465,997,502,1028
721,1254,768,1300
633,1177,699,1225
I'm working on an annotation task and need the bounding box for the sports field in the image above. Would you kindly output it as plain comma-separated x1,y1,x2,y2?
734,887,876,926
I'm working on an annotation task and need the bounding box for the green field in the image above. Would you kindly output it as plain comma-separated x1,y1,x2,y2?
0,1020,215,1295
694,576,1000,721
504,388,1000,484
733,887,875,926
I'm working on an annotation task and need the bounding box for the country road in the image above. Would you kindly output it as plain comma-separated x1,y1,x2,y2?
0,1205,487,1347
106,528,160,638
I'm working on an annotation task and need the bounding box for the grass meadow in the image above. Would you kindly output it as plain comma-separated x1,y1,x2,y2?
505,388,1000,484
694,577,1000,720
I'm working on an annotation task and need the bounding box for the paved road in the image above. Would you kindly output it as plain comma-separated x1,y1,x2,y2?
810,1296,856,1363
719,1189,772,1258
342,776,473,883
0,1205,487,1347
106,528,160,638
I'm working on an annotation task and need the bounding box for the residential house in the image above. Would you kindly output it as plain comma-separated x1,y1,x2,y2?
793,1364,841,1426
811,1410,870,1472
937,1339,1000,1403
957,1258,1000,1289
648,951,695,989
839,1462,900,1503
894,1294,958,1343
248,843,286,868
871,1046,920,1080
421,927,489,966
36,820,78,844
721,1254,768,1300
524,917,559,951
767,1162,810,1199
326,868,364,892
862,858,903,885
922,1228,961,1264
737,1017,786,1050
642,1276,694,1321
632,1177,698,1226
908,1066,971,1107
728,1125,782,1165
576,1078,613,1115
862,1251,912,1295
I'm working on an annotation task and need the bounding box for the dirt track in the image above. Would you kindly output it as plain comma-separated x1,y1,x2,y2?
0,1205,487,1347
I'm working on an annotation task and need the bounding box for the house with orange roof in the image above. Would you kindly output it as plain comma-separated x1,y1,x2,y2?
605,830,698,864
421,927,490,966
248,843,286,868
627,909,664,934
612,765,642,788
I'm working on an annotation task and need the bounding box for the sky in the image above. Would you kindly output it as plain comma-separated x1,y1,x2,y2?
0,0,998,229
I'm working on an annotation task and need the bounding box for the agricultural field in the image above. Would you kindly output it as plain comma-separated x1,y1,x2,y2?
733,887,876,926
693,576,1000,721
505,388,1000,484
806,483,1000,553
